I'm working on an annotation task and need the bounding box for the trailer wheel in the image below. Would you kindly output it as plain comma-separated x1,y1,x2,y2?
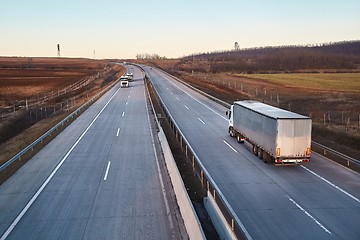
252,145,258,156
262,152,269,163
229,128,235,137
258,148,263,160
236,135,244,143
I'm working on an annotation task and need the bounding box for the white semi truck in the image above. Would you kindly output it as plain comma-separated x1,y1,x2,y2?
226,100,312,164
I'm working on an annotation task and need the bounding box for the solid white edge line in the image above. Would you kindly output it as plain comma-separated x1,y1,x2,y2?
301,165,360,203
197,117,206,125
286,195,332,234
223,140,238,153
103,161,111,181
0,86,121,240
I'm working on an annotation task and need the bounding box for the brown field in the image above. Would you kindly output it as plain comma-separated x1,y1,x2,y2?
141,59,360,159
0,57,105,102
0,57,124,168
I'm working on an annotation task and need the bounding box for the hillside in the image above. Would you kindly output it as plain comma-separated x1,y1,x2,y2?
181,41,360,73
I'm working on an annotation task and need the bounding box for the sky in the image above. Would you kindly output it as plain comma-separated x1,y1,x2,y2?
1,0,359,59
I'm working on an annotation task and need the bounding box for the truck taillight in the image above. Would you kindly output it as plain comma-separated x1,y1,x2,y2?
277,148,281,157
303,159,309,162
276,159,282,163
306,148,311,156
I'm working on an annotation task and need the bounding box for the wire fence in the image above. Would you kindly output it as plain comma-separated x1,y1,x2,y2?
0,67,111,119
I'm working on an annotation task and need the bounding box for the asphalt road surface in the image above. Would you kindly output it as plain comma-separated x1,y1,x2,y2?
0,65,187,240
145,66,360,240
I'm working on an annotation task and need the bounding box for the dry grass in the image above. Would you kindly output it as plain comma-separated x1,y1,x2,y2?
234,73,360,93
0,57,105,101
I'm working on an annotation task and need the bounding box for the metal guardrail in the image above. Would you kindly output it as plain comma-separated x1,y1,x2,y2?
145,70,252,240
312,142,360,172
0,79,120,173
157,68,360,172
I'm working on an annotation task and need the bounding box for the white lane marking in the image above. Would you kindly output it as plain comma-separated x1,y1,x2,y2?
159,71,227,120
184,105,189,110
116,128,120,137
286,195,332,234
144,89,174,229
0,87,121,240
176,97,179,101
126,101,128,105
223,140,238,153
103,161,111,181
197,117,206,125
301,165,360,204
170,91,173,94
122,112,125,117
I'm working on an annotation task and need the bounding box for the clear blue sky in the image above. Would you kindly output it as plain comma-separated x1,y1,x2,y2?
1,0,359,59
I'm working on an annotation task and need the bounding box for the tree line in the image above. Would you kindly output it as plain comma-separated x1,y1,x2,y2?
182,41,360,73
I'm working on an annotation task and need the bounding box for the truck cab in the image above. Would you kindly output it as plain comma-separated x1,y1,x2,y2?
120,80,129,88
226,105,245,143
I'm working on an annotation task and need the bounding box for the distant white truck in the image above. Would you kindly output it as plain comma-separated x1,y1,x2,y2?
126,72,134,81
120,80,129,88
119,75,129,88
226,100,312,164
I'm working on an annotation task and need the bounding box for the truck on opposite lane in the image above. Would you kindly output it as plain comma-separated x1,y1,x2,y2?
226,100,312,164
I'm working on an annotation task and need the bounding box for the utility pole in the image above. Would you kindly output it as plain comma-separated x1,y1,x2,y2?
57,44,61,58
234,42,240,50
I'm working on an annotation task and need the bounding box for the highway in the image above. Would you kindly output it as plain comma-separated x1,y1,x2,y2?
0,66,186,239
145,66,360,240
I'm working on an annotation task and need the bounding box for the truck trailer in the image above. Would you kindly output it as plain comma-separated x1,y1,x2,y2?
226,100,312,164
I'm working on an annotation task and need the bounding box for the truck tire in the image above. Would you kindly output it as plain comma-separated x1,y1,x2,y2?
258,148,263,160
229,128,235,137
253,145,258,156
237,135,244,143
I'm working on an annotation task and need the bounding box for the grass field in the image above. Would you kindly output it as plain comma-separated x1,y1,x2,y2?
234,73,360,93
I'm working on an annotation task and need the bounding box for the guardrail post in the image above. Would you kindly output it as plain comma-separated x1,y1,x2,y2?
192,156,195,167
232,219,235,231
